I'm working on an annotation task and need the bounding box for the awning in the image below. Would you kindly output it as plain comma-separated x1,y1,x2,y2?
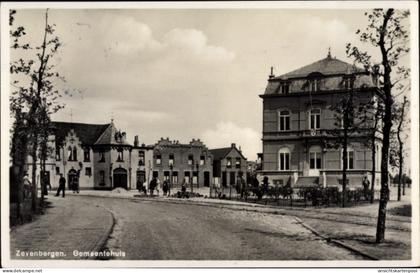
294,176,319,188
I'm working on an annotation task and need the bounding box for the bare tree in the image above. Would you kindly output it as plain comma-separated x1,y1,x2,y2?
346,9,410,243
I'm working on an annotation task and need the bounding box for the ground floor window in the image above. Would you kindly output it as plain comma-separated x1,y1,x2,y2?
278,147,290,170
56,166,60,175
85,167,92,176
343,149,355,170
309,152,321,169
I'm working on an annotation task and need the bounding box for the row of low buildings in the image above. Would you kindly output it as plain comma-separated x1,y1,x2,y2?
25,120,249,190
25,51,380,192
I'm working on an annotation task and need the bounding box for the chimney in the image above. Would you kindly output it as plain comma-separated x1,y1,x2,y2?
134,135,139,147
231,143,236,149
269,66,275,79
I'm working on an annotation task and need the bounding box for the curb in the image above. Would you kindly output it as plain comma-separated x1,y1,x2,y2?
293,216,379,260
90,206,117,260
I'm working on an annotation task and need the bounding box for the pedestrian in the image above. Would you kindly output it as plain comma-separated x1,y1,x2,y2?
167,179,172,197
362,176,370,201
55,173,66,198
156,178,161,196
162,180,168,196
214,179,221,198
149,178,157,196
142,180,148,196
42,171,49,196
23,173,32,199
181,181,187,198
263,176,269,194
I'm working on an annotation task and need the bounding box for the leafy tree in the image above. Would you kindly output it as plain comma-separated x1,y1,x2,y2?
10,9,65,212
346,9,410,243
390,96,409,201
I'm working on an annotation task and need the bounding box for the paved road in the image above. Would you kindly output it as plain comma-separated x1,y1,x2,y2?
77,195,363,260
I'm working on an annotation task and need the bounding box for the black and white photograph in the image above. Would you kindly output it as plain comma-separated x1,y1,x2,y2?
1,1,419,269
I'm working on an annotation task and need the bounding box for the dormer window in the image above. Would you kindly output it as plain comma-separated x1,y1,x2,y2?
310,79,320,92
279,82,290,94
343,77,354,90
156,154,162,165
84,148,90,162
99,151,105,162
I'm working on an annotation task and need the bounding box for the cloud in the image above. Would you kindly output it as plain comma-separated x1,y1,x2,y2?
200,121,260,160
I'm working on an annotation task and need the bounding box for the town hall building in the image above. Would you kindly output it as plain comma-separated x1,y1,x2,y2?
259,51,381,189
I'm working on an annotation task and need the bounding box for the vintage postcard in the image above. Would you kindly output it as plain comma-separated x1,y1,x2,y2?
1,1,419,269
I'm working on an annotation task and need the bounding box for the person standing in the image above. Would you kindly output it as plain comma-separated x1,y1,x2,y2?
156,178,161,196
149,177,157,196
56,174,66,198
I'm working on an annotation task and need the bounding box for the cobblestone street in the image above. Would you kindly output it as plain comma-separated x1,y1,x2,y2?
9,194,368,260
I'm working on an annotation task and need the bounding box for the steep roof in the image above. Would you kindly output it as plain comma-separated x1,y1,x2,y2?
94,121,131,146
209,148,232,160
52,121,110,146
209,146,247,160
274,55,365,80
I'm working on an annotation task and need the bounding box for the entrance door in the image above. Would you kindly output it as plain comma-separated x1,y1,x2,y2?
230,172,236,186
68,169,77,189
222,172,227,187
113,168,128,189
204,171,210,187
136,170,145,190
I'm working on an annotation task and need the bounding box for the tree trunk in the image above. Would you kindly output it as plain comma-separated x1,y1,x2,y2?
31,136,38,212
370,134,376,203
375,8,394,244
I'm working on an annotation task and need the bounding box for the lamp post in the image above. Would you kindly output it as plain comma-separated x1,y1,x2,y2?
169,163,173,195
190,159,194,193
196,163,199,189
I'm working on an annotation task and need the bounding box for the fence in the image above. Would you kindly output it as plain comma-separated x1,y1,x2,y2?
209,184,379,208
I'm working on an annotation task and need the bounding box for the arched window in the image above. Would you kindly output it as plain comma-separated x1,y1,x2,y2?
310,109,321,129
67,146,73,161
72,146,77,161
279,110,290,131
278,147,290,171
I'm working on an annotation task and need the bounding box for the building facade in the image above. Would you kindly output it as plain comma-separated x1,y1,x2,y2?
26,120,153,190
210,143,247,187
152,138,213,188
259,52,381,189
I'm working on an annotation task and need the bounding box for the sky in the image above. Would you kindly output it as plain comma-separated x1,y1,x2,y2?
9,8,411,161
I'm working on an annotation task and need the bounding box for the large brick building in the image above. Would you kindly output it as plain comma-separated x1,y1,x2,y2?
259,52,381,189
152,138,213,188
26,120,153,190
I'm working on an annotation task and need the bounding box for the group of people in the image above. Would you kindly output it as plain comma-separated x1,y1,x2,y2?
138,177,172,197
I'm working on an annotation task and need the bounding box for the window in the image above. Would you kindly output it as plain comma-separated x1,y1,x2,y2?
138,151,145,166
117,149,123,162
280,82,290,94
188,155,194,165
309,151,322,169
200,155,205,166
99,171,105,186
56,149,61,160
235,157,241,169
172,171,178,185
343,149,355,170
153,171,159,178
85,167,92,176
156,154,161,165
279,110,291,131
99,151,105,162
310,79,319,91
169,154,174,166
55,166,60,175
164,171,170,181
343,77,354,90
84,148,90,162
72,147,77,161
310,109,321,129
226,157,232,168
278,147,290,170
67,146,73,161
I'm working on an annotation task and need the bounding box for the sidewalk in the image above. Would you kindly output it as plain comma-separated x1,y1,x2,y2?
10,195,114,260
